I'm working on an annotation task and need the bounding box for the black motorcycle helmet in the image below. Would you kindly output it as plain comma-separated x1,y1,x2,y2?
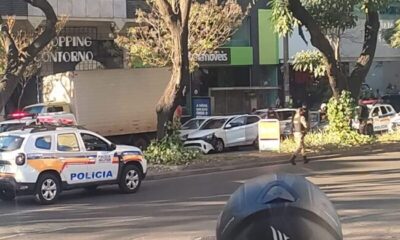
216,174,342,240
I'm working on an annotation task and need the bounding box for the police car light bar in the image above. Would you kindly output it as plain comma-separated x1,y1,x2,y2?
9,111,33,119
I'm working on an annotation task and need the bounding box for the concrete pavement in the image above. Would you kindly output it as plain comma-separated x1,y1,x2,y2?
1,145,400,239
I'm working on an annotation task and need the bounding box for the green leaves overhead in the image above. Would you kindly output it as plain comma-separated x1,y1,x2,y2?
270,0,301,37
117,0,246,71
293,50,327,77
386,19,400,48
301,0,358,33
270,0,391,36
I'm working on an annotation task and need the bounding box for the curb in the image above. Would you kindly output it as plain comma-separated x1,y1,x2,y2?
145,142,399,181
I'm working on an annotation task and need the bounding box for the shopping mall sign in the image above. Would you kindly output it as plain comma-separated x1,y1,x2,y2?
192,48,231,65
42,36,94,63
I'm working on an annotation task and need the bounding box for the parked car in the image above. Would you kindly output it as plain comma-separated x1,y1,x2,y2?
183,115,260,154
179,116,211,140
254,108,296,137
353,104,397,135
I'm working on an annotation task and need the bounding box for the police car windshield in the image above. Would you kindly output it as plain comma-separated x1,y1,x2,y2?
201,118,228,130
0,136,24,152
24,106,44,114
181,119,206,130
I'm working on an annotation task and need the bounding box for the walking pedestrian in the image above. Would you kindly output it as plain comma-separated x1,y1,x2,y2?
289,104,309,165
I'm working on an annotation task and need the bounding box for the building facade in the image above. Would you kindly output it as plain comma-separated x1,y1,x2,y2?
279,3,400,107
1,0,281,116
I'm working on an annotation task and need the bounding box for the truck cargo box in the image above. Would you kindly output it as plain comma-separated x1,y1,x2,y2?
43,68,170,136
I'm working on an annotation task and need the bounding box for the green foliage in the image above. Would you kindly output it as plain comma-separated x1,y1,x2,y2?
326,90,371,145
327,90,356,132
280,130,372,153
270,0,391,37
302,0,358,33
270,0,300,37
377,130,400,143
293,50,327,77
385,19,400,48
117,0,246,71
145,121,199,165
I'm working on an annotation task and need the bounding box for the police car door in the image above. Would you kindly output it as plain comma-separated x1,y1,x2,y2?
56,132,91,185
79,133,118,183
371,107,382,132
379,106,393,131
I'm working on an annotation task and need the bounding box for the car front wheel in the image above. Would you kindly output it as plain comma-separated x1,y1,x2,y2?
35,173,61,205
119,165,142,194
214,139,225,153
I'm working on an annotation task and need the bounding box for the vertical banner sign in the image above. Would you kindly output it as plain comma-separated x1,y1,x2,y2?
258,119,281,151
192,97,211,117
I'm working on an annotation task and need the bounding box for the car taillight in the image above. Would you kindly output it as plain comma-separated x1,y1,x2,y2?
15,153,26,166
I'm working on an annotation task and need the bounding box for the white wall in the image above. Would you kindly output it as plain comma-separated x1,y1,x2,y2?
28,0,126,19
278,27,316,61
280,19,400,61
356,61,400,93
341,19,400,61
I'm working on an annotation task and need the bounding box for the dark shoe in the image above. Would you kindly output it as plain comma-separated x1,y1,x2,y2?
290,155,296,165
303,156,309,164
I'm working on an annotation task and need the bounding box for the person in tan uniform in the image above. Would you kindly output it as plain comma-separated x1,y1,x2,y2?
290,104,309,165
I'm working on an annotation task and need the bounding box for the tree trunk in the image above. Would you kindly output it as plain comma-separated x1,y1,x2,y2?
154,0,191,139
348,11,380,99
288,0,347,98
156,26,190,139
0,0,57,111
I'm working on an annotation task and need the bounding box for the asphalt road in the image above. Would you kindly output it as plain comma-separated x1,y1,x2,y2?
1,147,400,240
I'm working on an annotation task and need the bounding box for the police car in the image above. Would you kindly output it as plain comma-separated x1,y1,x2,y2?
0,125,147,204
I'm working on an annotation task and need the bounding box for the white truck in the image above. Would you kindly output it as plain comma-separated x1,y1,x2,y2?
37,68,170,148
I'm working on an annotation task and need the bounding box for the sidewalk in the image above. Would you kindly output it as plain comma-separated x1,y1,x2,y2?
146,142,398,180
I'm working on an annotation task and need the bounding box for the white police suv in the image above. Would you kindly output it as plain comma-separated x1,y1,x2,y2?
0,125,147,204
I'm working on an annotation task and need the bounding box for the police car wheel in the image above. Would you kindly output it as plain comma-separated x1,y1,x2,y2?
119,165,141,194
35,173,60,205
0,189,16,201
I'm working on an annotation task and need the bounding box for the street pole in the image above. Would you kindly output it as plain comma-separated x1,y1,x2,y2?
283,35,290,107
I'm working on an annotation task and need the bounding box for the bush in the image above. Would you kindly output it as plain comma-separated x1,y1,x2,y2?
280,130,372,153
144,121,199,165
327,90,355,133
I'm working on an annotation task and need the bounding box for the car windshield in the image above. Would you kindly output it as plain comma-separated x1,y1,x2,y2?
0,123,26,133
0,136,24,152
181,119,207,130
23,106,44,114
201,118,228,130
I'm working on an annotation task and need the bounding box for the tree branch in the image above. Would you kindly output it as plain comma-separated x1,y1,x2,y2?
0,17,20,73
180,0,191,27
21,0,57,67
349,10,379,97
287,0,347,96
155,0,177,28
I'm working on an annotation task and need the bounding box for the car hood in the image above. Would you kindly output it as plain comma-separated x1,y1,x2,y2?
116,144,142,154
179,129,197,136
188,129,219,139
